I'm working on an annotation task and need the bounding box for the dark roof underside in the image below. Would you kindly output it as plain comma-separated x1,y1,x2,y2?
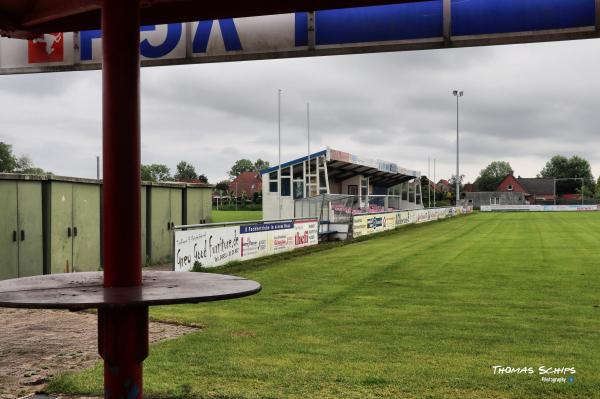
0,0,424,39
517,178,554,194
327,160,414,187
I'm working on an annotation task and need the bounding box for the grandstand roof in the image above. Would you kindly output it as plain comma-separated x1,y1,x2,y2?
261,147,419,188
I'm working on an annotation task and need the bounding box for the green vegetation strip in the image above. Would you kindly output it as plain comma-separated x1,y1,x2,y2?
211,209,263,223
48,213,600,398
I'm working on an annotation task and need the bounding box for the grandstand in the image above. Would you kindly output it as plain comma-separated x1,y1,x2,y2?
261,147,423,221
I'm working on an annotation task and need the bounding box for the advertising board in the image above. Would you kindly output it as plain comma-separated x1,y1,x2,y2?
352,206,470,238
352,212,396,238
174,219,318,271
481,205,599,212
1,0,597,75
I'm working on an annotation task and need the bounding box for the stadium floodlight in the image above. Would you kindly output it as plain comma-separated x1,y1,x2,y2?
278,89,282,219
452,90,463,205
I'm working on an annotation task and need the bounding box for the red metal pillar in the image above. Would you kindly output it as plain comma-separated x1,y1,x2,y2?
99,1,147,398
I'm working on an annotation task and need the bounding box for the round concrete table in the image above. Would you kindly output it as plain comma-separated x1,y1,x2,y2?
0,271,261,309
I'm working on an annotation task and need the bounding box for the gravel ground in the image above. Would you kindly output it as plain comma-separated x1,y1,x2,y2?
0,308,198,399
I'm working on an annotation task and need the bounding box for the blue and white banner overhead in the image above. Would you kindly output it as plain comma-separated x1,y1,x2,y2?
0,0,598,74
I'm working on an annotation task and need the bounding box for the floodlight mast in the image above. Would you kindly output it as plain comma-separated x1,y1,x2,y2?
278,89,282,219
307,102,310,198
428,156,431,208
452,90,463,206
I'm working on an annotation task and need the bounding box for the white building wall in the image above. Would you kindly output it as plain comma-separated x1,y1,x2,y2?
262,180,295,220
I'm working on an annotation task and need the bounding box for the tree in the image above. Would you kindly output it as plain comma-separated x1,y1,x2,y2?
14,155,45,174
141,164,171,182
174,161,198,180
474,161,514,191
254,159,270,172
196,174,209,184
215,180,231,192
228,159,254,178
0,142,18,172
539,155,595,195
0,144,46,174
449,174,465,202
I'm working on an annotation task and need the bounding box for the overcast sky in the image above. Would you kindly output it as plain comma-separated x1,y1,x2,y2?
1,38,599,184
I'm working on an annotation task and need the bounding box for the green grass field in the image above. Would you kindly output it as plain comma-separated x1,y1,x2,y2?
212,209,262,223
48,212,600,398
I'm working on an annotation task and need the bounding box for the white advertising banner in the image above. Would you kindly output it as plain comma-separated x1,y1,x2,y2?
352,212,396,238
482,205,599,212
174,219,318,271
352,206,470,238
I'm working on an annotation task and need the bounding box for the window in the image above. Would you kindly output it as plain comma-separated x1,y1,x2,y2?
269,171,278,193
507,184,513,191
281,178,291,196
319,171,327,188
293,181,304,199
293,164,303,179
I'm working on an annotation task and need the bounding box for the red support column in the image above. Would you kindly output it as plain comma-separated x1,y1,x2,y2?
99,1,147,398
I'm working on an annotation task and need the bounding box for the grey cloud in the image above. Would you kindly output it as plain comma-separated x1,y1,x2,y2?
2,38,600,184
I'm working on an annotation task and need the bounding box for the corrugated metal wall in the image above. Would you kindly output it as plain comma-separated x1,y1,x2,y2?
0,174,213,279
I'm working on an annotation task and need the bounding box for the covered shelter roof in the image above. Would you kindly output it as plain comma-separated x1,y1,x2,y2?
261,147,419,188
326,147,419,187
0,0,423,39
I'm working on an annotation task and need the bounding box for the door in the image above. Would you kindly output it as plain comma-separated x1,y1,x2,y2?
169,188,182,262
185,188,203,225
0,181,18,280
50,181,73,274
16,181,43,277
150,186,170,264
201,188,212,223
72,183,101,272
141,186,147,265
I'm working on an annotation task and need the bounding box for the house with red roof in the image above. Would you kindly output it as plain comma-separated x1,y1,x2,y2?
496,174,555,204
229,171,262,197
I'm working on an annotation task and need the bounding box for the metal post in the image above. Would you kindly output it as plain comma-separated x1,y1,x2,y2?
428,156,431,208
99,1,147,398
453,90,463,205
307,102,310,199
433,158,436,208
96,155,100,180
456,94,460,205
278,89,282,219
418,177,423,207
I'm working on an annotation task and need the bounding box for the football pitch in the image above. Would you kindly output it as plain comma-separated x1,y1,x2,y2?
48,212,600,398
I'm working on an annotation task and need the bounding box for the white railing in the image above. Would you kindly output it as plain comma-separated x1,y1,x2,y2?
294,194,422,223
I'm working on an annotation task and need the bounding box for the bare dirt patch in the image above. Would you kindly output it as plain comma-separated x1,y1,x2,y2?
0,308,198,399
